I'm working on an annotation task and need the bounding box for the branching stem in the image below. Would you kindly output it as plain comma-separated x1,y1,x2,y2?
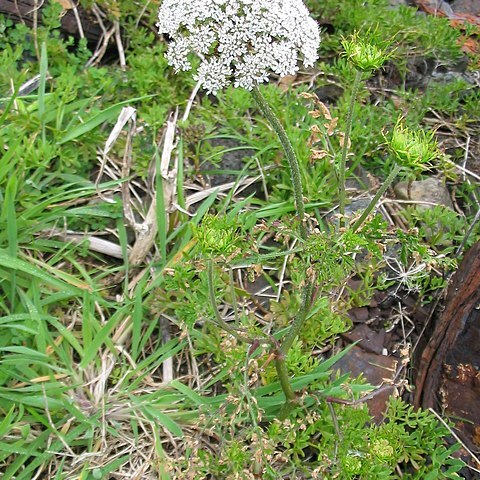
207,259,255,344
250,87,320,415
279,278,315,355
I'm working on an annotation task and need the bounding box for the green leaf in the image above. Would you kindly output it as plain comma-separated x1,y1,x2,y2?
0,346,49,359
0,405,15,437
57,95,156,144
170,380,206,407
0,250,86,295
142,407,184,438
79,305,130,368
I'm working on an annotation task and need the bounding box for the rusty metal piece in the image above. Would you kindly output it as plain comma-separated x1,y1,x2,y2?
415,242,480,451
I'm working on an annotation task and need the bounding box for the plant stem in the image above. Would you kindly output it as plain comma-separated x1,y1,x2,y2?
351,162,401,233
251,86,306,239
251,86,318,413
338,69,363,227
273,277,315,413
207,259,254,343
279,278,315,355
275,353,296,403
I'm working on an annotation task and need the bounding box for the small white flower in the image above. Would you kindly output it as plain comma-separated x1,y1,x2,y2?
194,58,232,94
157,0,320,94
165,37,192,71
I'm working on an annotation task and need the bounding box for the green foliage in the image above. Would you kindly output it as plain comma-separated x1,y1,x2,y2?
389,226,458,299
406,205,476,252
404,77,479,120
0,5,202,476
305,215,388,285
309,0,462,64
149,261,210,330
174,393,464,479
302,297,351,347
193,213,245,258
193,83,338,206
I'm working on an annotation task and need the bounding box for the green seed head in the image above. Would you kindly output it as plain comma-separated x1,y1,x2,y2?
194,214,242,257
371,438,395,461
389,120,439,170
342,454,363,475
342,31,392,72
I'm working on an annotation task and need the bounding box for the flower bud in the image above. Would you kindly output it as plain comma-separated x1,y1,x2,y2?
371,438,395,461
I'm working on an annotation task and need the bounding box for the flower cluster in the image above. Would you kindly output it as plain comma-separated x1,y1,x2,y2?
157,0,320,94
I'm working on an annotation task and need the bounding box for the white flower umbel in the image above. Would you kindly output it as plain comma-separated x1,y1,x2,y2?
157,0,320,94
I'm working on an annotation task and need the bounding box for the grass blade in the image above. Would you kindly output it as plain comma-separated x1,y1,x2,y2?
57,95,156,144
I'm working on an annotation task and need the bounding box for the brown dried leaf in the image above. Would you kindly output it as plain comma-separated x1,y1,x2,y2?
308,109,323,118
278,74,297,92
299,91,319,101
317,101,332,120
326,117,338,136
311,149,329,160
308,124,323,145
53,0,74,9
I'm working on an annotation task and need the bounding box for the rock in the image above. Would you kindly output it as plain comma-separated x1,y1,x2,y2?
348,306,370,323
394,177,454,210
313,84,344,105
342,324,386,355
451,0,480,16
368,307,382,320
334,346,398,422
345,197,373,216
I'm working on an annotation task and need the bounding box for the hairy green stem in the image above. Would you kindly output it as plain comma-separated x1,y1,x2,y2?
251,86,319,413
279,279,315,355
275,353,296,402
339,70,363,227
207,259,254,343
351,163,401,233
273,278,315,414
276,354,297,419
251,86,307,239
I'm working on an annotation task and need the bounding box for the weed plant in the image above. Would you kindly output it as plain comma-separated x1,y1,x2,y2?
0,0,477,478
